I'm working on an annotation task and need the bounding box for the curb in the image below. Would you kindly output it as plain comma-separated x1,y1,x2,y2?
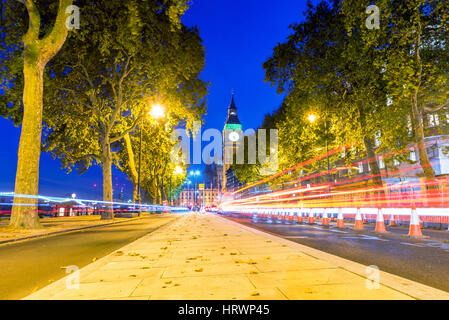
0,214,163,247
216,214,449,300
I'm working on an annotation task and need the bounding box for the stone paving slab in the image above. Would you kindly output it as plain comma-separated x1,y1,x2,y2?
25,213,449,300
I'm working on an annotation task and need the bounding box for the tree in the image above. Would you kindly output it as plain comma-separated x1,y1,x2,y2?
1,0,73,229
263,1,393,189
118,116,189,204
42,0,207,218
342,0,449,180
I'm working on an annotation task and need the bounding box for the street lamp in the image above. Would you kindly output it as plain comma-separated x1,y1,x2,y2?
149,104,165,119
169,166,184,205
307,113,317,124
189,170,201,210
137,104,165,207
307,112,331,192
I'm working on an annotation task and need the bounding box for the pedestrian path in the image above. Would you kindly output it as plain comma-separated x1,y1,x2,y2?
25,213,449,300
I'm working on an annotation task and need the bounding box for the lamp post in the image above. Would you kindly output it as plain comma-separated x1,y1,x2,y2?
137,104,165,207
308,113,331,193
189,170,200,210
170,165,183,205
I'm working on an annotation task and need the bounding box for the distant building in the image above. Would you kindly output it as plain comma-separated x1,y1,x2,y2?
177,188,220,208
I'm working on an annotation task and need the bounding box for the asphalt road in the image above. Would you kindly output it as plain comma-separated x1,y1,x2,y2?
0,215,176,300
223,213,449,293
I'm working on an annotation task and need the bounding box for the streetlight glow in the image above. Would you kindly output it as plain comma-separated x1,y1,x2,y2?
307,113,317,123
150,104,165,119
174,165,183,175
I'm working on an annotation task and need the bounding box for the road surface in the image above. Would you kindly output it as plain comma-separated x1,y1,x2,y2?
0,215,176,300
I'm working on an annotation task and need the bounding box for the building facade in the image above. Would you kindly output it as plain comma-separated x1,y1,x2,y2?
177,188,220,208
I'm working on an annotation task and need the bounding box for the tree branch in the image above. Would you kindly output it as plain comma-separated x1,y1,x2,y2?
109,117,140,143
21,0,40,43
39,0,73,64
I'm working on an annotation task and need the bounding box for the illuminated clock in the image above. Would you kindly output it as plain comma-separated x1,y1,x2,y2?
228,131,240,142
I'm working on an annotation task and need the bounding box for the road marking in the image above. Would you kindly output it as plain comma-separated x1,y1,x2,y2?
284,236,308,239
400,242,425,247
328,229,348,234
342,235,389,241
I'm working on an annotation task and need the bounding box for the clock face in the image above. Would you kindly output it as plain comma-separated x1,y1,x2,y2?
228,131,240,142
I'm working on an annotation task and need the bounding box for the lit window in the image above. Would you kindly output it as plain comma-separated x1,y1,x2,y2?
378,157,385,169
374,130,381,147
358,163,364,173
410,150,416,162
428,114,440,127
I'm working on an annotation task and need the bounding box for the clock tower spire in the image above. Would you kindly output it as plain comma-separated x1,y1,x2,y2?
222,92,243,192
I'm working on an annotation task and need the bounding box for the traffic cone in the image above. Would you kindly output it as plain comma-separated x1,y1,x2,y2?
297,211,303,223
322,209,329,226
363,214,367,224
336,208,345,228
374,208,387,233
354,208,364,230
389,214,397,227
308,211,315,224
408,206,423,237
288,211,294,221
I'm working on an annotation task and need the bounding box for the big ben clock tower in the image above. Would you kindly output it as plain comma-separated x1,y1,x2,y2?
222,93,243,192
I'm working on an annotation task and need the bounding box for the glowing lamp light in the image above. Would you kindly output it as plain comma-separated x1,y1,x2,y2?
307,113,317,123
174,165,183,175
150,104,165,119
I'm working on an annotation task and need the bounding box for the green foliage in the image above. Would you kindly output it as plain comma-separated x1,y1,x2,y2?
38,1,208,202
237,0,449,188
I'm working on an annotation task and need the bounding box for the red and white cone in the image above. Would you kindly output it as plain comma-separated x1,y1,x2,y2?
363,214,367,224
322,209,329,226
374,208,387,233
297,211,303,223
308,211,315,224
354,208,364,230
389,214,397,227
288,211,294,221
336,208,345,228
408,206,423,237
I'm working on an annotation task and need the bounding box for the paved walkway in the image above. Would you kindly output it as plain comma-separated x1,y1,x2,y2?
25,213,449,300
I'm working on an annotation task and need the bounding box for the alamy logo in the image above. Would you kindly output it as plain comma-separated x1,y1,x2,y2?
170,121,278,176
65,265,80,290
366,5,380,30
66,5,80,30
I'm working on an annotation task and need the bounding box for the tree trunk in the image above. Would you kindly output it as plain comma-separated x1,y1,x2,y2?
101,140,114,220
411,98,435,179
363,136,383,186
9,0,73,229
9,60,44,229
132,183,138,203
123,133,139,202
411,21,435,180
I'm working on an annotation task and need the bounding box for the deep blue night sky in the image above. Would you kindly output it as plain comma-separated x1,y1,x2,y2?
0,0,317,201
